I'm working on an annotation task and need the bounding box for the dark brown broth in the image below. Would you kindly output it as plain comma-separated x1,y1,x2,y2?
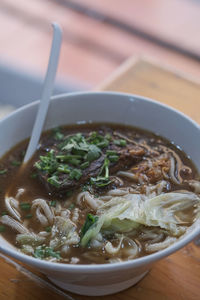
0,123,198,264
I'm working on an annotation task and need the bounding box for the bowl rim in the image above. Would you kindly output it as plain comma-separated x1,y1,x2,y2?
0,90,200,273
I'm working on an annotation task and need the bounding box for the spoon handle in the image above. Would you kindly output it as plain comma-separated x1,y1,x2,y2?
23,23,62,163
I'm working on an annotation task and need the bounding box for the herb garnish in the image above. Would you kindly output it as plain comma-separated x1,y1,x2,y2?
0,225,6,232
1,211,8,216
20,203,31,211
0,169,7,175
34,246,60,260
114,139,127,147
90,157,111,187
11,160,21,166
24,213,32,219
52,127,64,141
45,226,52,232
80,213,98,240
50,200,57,207
34,130,123,189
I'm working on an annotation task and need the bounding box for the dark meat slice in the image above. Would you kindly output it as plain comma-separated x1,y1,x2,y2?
37,145,145,195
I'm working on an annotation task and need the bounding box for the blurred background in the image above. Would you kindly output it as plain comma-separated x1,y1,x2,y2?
0,0,200,111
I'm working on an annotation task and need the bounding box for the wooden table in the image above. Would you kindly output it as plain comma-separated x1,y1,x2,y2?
0,58,200,300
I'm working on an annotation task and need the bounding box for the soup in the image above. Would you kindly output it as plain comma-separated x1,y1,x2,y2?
0,124,199,264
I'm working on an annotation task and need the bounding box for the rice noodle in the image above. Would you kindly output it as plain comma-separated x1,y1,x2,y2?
16,188,25,199
113,131,137,145
32,199,54,225
107,189,129,196
123,238,139,259
90,233,104,248
61,244,70,255
77,191,103,210
35,207,49,227
60,209,70,219
117,171,138,181
72,208,79,223
16,233,46,246
5,196,21,222
0,215,29,233
189,180,200,194
105,236,124,254
169,155,180,185
145,236,177,253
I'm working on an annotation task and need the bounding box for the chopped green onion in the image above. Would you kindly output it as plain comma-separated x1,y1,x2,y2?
0,225,6,232
30,173,38,179
56,154,82,162
34,246,61,259
85,145,101,162
68,203,75,210
20,203,31,211
80,214,98,246
0,169,7,175
80,161,89,169
45,226,52,232
1,211,8,216
50,200,57,207
52,127,64,140
69,169,82,180
57,164,71,174
97,140,109,148
114,139,127,147
90,177,111,187
11,160,21,166
105,133,111,140
54,131,64,141
108,155,119,162
24,213,32,219
47,175,61,188
70,158,81,166
106,150,118,156
35,150,58,175
66,190,73,198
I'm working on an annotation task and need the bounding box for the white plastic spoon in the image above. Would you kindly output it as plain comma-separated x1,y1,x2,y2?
23,22,62,164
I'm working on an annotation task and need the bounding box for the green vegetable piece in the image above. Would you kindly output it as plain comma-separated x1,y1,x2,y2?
90,177,111,187
68,203,75,210
24,214,32,219
52,127,64,141
0,225,6,232
86,145,101,162
69,169,82,181
114,139,127,147
45,247,61,259
35,150,58,175
1,211,8,216
106,150,117,156
70,158,81,166
80,214,98,241
30,173,38,179
50,200,57,207
34,246,61,259
105,133,111,140
0,169,7,175
47,175,61,188
57,164,70,174
97,139,109,149
11,160,21,166
45,226,52,232
34,247,45,259
20,203,31,211
66,190,73,198
80,161,89,169
108,155,119,162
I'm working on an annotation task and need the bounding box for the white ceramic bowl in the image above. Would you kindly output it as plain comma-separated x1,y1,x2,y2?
0,92,200,296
